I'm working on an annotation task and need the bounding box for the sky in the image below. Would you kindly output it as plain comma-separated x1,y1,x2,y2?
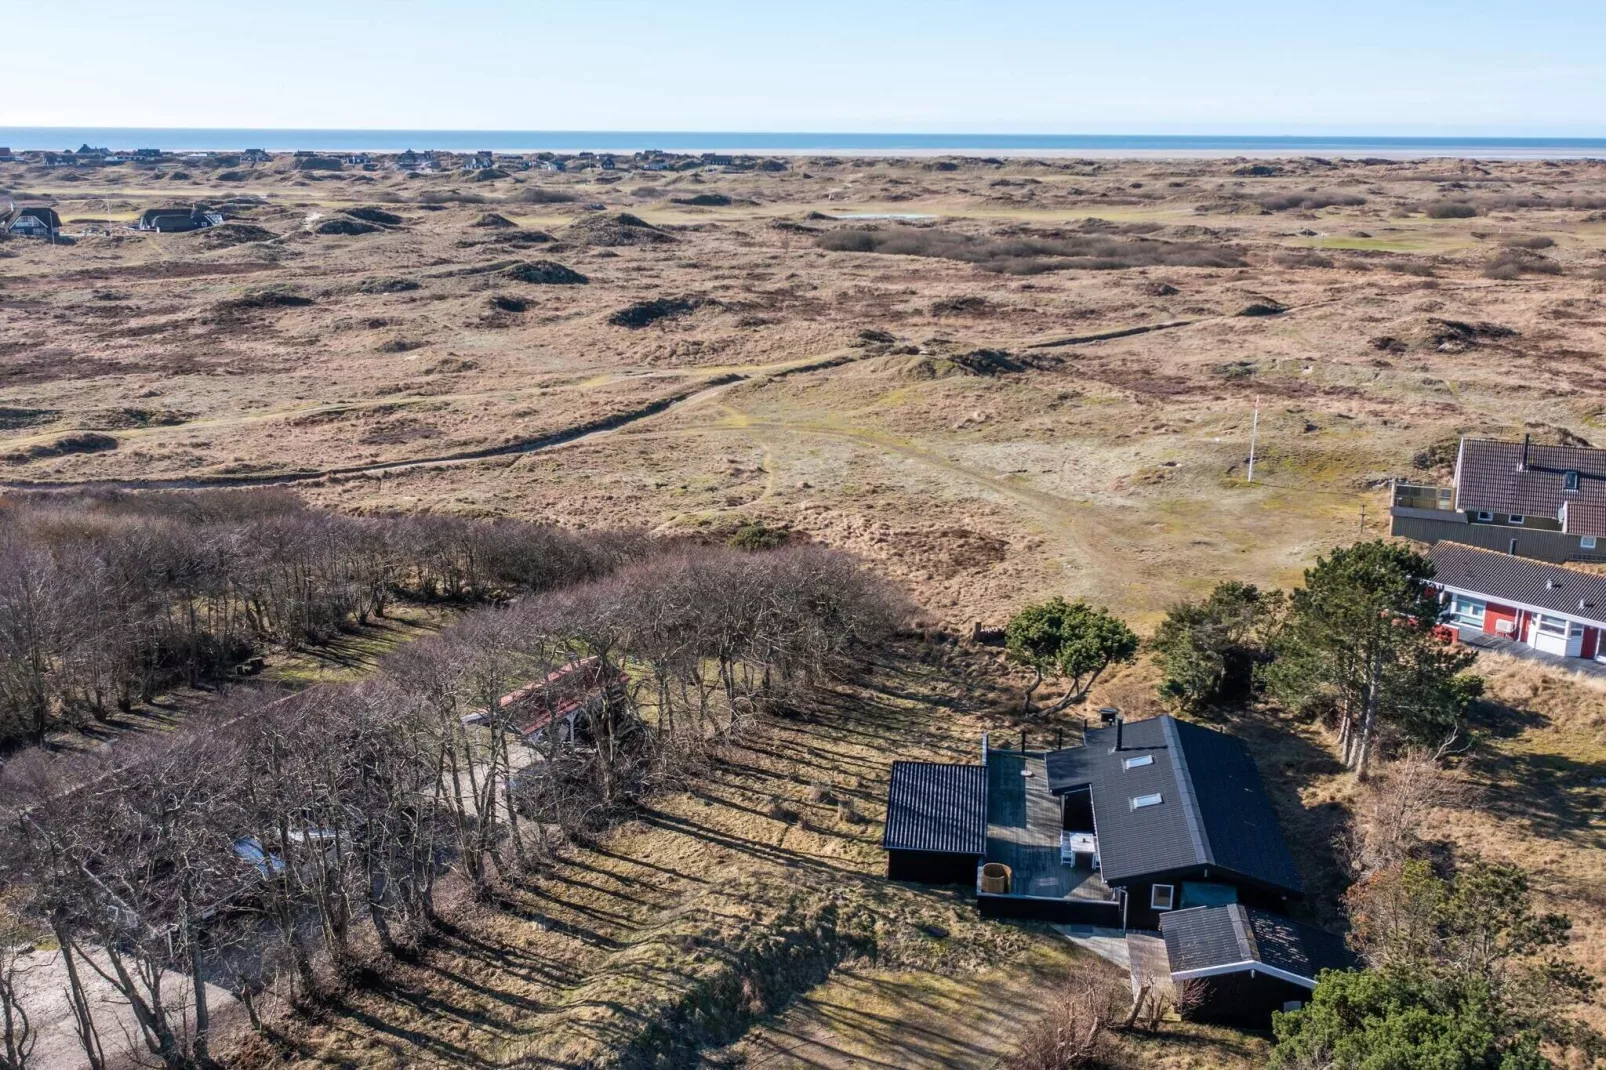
4,0,1605,135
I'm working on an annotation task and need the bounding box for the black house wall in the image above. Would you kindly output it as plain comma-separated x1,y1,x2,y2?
1177,971,1312,1028
886,850,978,885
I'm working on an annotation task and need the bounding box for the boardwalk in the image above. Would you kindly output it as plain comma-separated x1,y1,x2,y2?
1457,626,1606,679
985,749,1113,902
1126,932,1177,1006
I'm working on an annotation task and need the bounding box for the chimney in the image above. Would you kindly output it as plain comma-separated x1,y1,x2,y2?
1110,716,1124,754
1520,433,1531,472
1547,578,1561,590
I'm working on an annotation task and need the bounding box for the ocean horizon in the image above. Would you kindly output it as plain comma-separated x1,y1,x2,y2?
4,128,1606,159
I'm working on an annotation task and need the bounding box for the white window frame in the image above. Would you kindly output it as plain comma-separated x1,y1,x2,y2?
1565,471,1580,491
1475,511,1494,522
1123,755,1154,770
1509,515,1526,525
1131,793,1164,810
1451,595,1485,624
1583,536,1598,550
1537,615,1568,637
1151,884,1175,911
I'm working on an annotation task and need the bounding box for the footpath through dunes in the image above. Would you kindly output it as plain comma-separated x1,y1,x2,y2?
270,648,1054,1069
0,312,1219,494
0,348,864,491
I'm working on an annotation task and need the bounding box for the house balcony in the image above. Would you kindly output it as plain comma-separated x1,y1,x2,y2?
1390,481,1456,516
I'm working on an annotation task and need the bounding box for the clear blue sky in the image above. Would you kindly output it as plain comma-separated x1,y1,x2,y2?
6,0,1604,134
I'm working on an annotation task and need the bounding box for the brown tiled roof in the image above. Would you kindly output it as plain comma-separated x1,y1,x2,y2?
1561,502,1606,537
1430,542,1606,627
1455,438,1606,517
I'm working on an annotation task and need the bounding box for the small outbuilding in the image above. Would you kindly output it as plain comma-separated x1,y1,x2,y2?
1161,904,1357,1027
883,760,987,884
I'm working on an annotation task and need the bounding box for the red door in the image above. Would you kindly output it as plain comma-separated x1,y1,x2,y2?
1584,628,1600,660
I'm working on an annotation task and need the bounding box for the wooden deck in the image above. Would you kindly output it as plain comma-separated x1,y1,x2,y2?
985,749,1115,902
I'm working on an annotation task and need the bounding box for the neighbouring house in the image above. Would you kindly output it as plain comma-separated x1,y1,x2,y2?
344,153,371,166
132,206,224,232
464,151,495,170
883,715,1347,1023
133,148,163,159
462,656,630,748
243,148,271,163
1429,540,1606,663
2,205,61,239
1161,904,1357,1026
1391,435,1606,563
0,148,13,161
535,158,566,172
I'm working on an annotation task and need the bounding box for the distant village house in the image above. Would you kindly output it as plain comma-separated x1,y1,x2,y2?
2,205,61,239
132,206,225,233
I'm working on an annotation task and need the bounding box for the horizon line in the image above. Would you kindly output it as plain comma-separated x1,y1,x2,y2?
8,125,1606,140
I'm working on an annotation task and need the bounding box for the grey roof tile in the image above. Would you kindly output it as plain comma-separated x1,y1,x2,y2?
1430,541,1606,627
1044,716,1301,895
1162,904,1356,981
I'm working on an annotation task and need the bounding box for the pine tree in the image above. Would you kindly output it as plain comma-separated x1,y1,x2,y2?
1264,541,1479,777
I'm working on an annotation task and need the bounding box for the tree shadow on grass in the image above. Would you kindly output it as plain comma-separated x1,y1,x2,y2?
1226,704,1355,928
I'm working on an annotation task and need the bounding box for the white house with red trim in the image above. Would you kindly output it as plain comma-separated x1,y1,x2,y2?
1430,541,1606,662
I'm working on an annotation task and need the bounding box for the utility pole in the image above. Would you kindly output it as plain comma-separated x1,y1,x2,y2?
1246,396,1261,484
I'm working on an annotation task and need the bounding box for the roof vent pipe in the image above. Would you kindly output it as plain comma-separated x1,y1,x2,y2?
1547,579,1561,590
1521,433,1531,472
1110,716,1123,754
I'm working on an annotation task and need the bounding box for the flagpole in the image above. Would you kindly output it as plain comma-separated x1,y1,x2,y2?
1246,396,1260,484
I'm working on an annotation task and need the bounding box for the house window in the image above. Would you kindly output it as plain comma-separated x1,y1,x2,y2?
1475,511,1495,523
1565,471,1580,492
1509,515,1525,526
1583,536,1598,550
1537,615,1568,637
1131,793,1164,810
1151,884,1175,911
1123,755,1154,770
1451,595,1485,625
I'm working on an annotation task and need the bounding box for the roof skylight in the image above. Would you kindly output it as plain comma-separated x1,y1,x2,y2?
1131,793,1164,809
1123,755,1154,770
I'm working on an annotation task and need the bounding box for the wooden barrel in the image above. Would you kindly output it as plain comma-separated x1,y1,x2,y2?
980,862,1011,894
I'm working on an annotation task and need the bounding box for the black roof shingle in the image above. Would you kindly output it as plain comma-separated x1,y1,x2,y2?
1044,716,1301,895
1455,437,1606,518
882,761,987,855
1162,904,1356,983
1430,541,1606,628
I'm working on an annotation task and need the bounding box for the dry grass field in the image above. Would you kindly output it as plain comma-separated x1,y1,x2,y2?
6,152,1606,1067
6,153,1606,626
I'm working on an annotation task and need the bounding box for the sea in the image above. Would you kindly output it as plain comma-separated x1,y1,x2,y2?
4,129,1606,159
